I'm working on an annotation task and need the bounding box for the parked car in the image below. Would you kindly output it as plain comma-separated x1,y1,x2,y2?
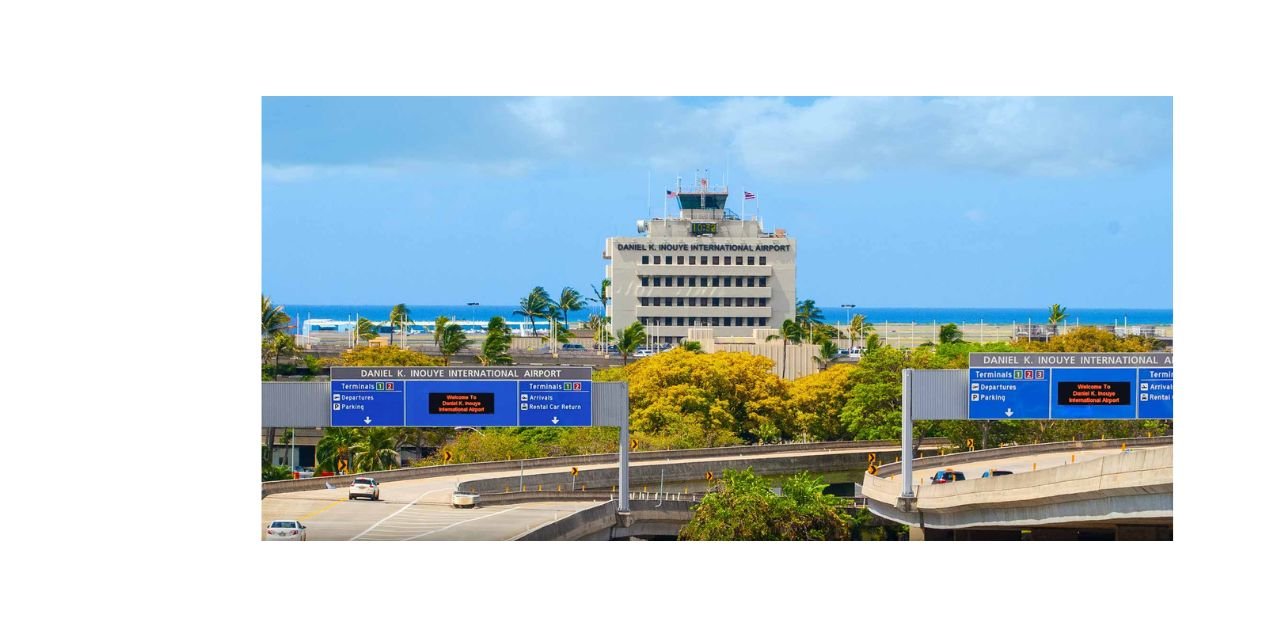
632,348,656,358
930,469,966,484
981,469,1013,478
561,343,586,351
349,477,380,500
265,519,307,541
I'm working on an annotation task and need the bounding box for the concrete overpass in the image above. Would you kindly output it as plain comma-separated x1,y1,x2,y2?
262,439,944,541
860,437,1172,540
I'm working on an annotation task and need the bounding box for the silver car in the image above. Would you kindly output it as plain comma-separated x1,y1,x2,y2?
265,519,307,541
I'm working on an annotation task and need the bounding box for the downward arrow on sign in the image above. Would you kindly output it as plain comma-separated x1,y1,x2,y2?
1005,408,1014,417
364,416,372,424
551,417,560,424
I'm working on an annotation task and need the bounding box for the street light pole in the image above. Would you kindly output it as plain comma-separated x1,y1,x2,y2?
841,304,856,351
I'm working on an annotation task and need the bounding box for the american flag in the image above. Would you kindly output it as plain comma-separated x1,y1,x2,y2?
744,191,757,200
666,190,676,198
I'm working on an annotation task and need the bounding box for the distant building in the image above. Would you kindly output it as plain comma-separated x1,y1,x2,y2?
604,177,796,345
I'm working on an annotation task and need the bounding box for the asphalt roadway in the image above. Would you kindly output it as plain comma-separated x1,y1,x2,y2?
890,447,1130,491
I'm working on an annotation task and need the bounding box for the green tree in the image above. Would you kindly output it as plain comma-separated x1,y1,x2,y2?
438,323,471,365
514,286,552,339
589,279,611,352
794,299,825,343
555,287,585,357
679,340,703,353
1048,303,1069,326
353,427,401,472
433,314,450,351
617,321,646,366
261,294,291,337
679,468,852,541
939,323,963,344
813,339,839,370
316,427,359,474
355,316,378,344
479,316,514,365
267,333,297,380
388,304,412,346
849,314,874,350
585,314,613,352
766,318,805,379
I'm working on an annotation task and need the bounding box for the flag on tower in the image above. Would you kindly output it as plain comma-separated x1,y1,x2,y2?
666,190,675,198
744,191,757,200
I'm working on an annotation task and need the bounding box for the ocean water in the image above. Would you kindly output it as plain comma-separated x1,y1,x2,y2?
284,304,1172,327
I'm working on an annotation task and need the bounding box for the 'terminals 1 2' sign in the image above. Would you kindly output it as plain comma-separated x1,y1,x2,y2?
329,366,592,427
967,353,1172,420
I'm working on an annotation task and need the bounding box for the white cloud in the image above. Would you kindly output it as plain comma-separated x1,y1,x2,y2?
501,96,1171,181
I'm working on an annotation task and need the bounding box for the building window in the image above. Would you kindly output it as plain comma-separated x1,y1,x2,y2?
676,298,684,306
761,298,768,307
736,317,744,326
747,298,756,307
733,256,741,265
701,297,709,306
712,297,720,306
653,256,661,264
700,277,708,287
747,256,755,265
677,256,684,264
641,276,649,287
665,317,672,326
642,255,649,264
677,317,684,326
712,256,720,265
700,256,708,264
759,256,766,265
735,297,743,307
677,277,685,287
665,277,673,287
747,277,755,287
760,277,767,287
735,277,744,287
665,297,673,306
712,277,720,287
666,256,672,264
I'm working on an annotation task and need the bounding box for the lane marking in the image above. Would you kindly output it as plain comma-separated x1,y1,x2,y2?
401,508,518,541
349,487,450,541
298,500,346,521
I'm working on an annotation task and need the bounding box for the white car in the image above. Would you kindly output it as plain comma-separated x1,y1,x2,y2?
265,519,307,541
348,477,380,500
632,348,656,358
451,491,479,508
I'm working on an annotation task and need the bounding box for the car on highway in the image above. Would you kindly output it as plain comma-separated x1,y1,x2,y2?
452,490,479,508
349,477,381,500
981,469,1013,478
929,469,966,484
265,519,307,541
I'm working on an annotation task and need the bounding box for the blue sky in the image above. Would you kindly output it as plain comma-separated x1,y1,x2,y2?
262,97,1172,308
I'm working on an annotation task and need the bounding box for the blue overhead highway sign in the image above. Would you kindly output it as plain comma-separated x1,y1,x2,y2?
967,353,1173,420
329,366,593,427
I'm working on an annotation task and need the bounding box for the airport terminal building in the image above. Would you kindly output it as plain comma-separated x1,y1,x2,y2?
604,180,797,345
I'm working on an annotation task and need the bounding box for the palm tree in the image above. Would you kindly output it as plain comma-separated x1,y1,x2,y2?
353,427,400,472
556,287,585,357
766,318,805,379
939,323,963,344
863,333,884,354
277,428,295,469
355,316,378,344
316,427,359,474
849,314,874,350
388,304,412,346
514,286,551,339
433,315,450,352
261,295,291,337
438,323,471,365
794,299,825,344
479,316,513,365
269,333,296,379
813,339,839,370
1048,303,1068,336
589,279,611,353
617,321,646,366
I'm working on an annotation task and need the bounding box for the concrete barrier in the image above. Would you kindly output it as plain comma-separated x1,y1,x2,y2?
261,437,948,497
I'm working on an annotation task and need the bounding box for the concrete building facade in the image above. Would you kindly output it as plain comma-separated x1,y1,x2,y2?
604,179,796,345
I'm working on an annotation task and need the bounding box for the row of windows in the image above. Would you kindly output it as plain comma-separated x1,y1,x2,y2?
639,317,768,327
639,275,768,288
639,297,769,308
642,255,767,266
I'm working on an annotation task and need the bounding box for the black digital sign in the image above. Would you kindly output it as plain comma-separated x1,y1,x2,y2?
1056,381,1131,406
429,392,495,414
691,222,717,236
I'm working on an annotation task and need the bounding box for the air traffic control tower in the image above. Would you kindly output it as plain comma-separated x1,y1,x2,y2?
604,177,797,345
